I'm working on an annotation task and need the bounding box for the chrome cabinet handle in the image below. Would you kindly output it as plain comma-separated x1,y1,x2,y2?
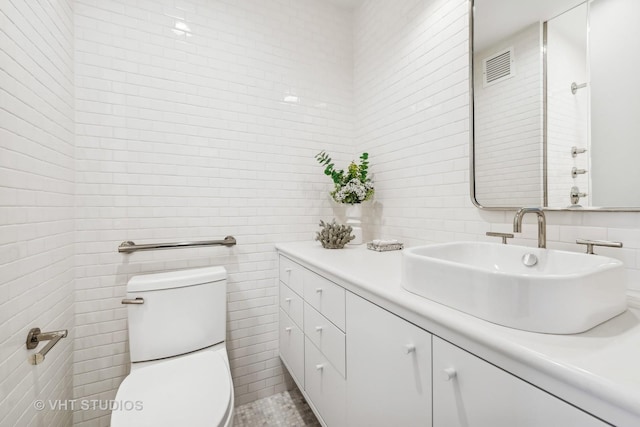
404,344,416,354
121,297,145,305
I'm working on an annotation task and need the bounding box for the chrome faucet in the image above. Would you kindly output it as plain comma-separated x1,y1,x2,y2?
513,207,546,248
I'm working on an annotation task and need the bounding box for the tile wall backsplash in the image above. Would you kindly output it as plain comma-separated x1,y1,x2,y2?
0,0,75,426
72,0,353,424
2,0,640,426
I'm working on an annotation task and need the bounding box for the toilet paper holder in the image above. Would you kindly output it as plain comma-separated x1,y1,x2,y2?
26,327,68,365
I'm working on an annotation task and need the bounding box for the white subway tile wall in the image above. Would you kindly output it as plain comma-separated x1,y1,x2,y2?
72,0,353,425
353,0,639,291
354,0,474,242
0,0,75,426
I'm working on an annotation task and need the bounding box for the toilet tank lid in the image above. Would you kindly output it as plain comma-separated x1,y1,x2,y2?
127,266,226,292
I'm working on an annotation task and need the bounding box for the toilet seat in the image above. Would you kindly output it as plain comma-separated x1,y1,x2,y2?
111,350,233,427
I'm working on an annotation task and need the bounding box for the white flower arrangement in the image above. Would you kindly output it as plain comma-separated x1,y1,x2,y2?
333,178,374,204
315,151,374,204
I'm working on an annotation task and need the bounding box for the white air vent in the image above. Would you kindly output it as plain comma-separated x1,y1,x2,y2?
483,47,515,87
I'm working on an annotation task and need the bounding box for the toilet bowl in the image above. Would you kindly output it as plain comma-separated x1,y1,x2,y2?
111,266,234,427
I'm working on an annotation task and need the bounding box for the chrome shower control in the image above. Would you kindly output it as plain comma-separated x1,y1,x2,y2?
571,167,587,178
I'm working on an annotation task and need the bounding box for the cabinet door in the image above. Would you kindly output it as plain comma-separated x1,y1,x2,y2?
346,292,432,427
433,336,610,427
279,309,304,388
305,338,346,427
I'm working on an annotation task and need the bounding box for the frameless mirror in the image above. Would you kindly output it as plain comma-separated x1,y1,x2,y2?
471,0,640,210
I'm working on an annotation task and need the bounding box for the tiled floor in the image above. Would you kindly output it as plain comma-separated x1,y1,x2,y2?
233,387,321,427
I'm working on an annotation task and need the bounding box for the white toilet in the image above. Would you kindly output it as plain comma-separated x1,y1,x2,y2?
111,266,234,427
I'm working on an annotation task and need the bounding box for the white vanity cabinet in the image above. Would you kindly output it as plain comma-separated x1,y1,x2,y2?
278,250,615,427
432,336,610,427
346,292,432,427
278,255,346,427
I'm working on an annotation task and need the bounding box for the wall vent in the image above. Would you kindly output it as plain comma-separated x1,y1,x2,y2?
483,47,515,87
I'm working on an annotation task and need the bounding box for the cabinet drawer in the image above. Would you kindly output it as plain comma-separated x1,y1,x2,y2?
305,338,346,427
279,309,304,388
303,270,345,331
304,302,346,377
279,255,304,295
280,282,303,328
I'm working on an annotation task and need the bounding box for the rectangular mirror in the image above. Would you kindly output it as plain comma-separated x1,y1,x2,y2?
471,0,640,210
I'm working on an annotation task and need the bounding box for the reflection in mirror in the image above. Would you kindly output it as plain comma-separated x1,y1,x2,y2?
546,4,588,207
472,0,640,209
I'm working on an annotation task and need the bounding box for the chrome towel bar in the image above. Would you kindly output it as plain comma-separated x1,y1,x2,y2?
118,236,237,253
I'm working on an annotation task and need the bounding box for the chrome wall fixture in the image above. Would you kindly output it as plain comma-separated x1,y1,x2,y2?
570,186,587,205
571,81,587,94
571,167,587,178
26,328,68,365
571,146,587,157
118,235,237,253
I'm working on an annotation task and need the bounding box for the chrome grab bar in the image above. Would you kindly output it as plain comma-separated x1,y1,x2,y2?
26,328,68,365
118,236,236,253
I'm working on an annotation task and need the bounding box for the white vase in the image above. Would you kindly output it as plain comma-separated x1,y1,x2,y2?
345,203,363,245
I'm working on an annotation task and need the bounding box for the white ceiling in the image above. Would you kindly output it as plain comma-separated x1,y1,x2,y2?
474,0,586,51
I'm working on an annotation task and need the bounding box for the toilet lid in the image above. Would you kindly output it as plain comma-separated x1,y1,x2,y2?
111,351,232,427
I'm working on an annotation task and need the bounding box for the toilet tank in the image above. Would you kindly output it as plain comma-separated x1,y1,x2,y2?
125,266,227,362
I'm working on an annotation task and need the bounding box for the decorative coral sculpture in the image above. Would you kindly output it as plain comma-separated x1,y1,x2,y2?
315,219,355,249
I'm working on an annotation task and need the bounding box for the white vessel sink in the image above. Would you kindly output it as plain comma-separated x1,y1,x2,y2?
401,242,627,334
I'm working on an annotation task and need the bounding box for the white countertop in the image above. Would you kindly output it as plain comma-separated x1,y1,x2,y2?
276,241,640,427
